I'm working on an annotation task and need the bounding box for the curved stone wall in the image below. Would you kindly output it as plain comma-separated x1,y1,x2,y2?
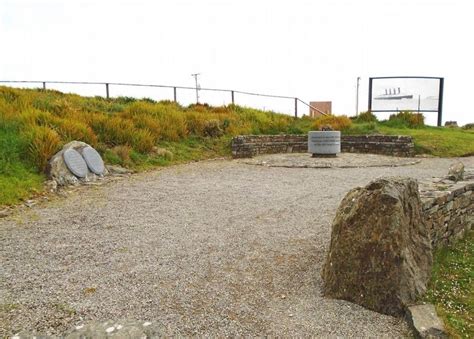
231,134,415,158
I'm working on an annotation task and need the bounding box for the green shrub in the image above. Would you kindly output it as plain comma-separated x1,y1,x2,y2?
94,116,136,146
354,111,378,123
0,120,27,174
312,114,352,131
0,119,44,205
203,119,223,137
141,97,156,104
103,149,122,166
385,111,425,128
114,96,137,104
46,116,98,146
344,122,379,135
157,110,188,141
23,125,61,171
110,145,132,166
185,111,208,136
131,115,161,139
0,86,20,103
131,129,155,153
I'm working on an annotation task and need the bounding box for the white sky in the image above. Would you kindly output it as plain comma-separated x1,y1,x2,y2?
1,0,473,126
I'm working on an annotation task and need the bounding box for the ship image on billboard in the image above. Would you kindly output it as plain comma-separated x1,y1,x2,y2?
368,76,444,126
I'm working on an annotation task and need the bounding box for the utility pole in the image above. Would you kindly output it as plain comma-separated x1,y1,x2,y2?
191,73,200,104
355,76,361,116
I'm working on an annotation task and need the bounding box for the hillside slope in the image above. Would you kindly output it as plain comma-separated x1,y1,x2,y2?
1,86,473,206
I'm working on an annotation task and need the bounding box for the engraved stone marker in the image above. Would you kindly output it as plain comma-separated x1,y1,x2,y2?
63,148,88,178
82,146,105,175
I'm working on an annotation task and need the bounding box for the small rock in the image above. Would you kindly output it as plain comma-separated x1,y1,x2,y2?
24,200,36,208
447,161,464,182
0,208,12,218
151,147,174,160
406,304,448,338
45,180,58,192
320,125,334,131
105,326,115,333
106,165,132,175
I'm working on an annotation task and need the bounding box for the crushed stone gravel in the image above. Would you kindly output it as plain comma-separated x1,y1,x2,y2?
1,155,473,337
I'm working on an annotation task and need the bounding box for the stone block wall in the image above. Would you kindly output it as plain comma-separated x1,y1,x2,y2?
341,135,414,157
419,170,474,248
231,135,307,158
231,134,415,158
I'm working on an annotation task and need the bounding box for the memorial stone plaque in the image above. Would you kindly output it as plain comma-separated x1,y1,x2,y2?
82,146,105,175
63,148,88,178
308,131,341,155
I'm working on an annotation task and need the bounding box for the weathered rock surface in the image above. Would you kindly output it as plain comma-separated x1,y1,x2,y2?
447,161,464,182
0,208,12,218
65,320,160,338
13,320,160,338
106,165,133,175
321,177,433,316
406,304,448,338
47,141,108,186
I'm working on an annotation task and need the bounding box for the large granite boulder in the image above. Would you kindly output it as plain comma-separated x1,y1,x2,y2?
47,141,108,186
321,177,433,316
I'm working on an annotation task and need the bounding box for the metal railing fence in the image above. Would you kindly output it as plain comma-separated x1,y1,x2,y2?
0,80,327,117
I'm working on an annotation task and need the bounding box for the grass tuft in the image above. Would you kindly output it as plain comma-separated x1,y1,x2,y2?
24,125,61,172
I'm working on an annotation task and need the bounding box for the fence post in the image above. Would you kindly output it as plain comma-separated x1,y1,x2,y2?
42,82,46,90
294,98,298,118
105,83,110,99
173,87,177,102
231,91,235,105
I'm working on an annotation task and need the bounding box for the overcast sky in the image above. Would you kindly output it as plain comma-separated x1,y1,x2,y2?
1,0,472,125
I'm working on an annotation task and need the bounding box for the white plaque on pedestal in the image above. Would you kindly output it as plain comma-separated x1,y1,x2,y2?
308,131,341,155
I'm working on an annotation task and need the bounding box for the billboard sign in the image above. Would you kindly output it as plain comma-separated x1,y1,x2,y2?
368,76,444,126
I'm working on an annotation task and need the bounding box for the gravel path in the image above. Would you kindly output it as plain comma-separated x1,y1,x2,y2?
1,155,473,337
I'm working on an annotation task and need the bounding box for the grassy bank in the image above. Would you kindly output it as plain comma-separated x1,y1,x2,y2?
343,114,474,157
349,124,474,157
0,86,313,205
423,231,473,338
1,86,474,206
